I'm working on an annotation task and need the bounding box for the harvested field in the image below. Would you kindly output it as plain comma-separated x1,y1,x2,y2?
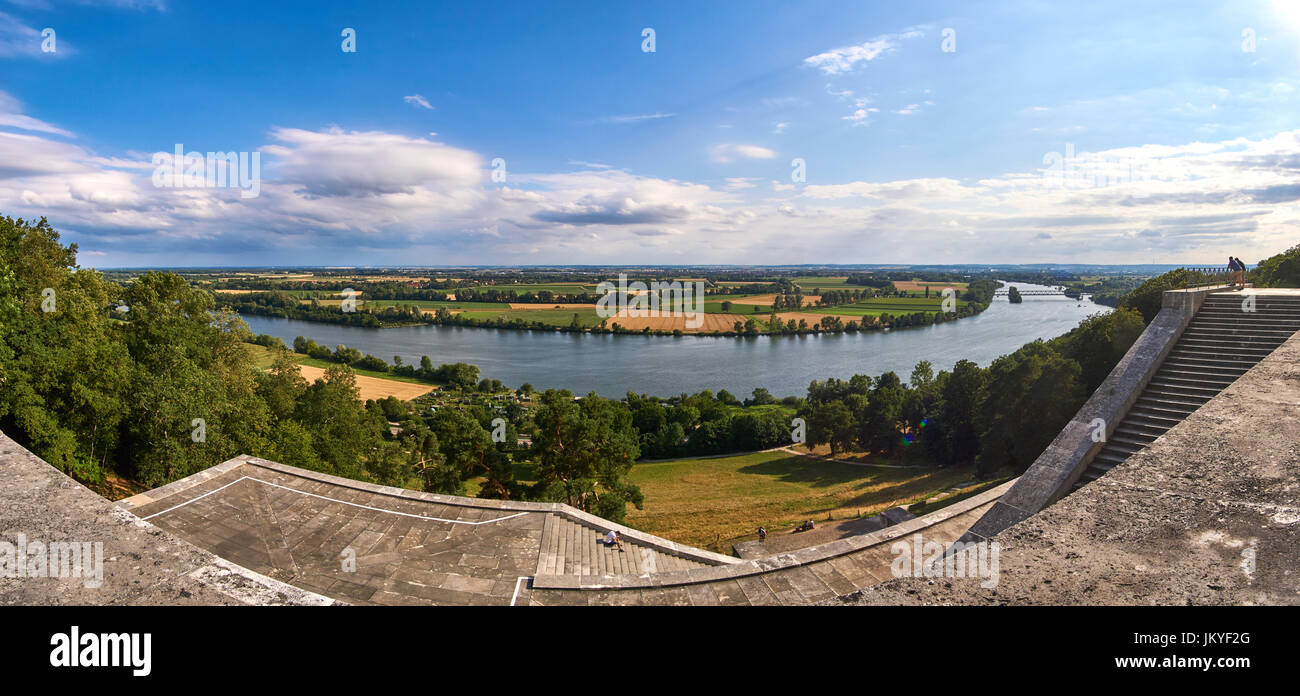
296,364,434,401
774,311,876,326
608,310,740,333
507,302,596,310
731,294,820,306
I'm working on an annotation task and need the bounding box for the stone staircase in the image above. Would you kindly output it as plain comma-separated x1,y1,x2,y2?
1074,291,1300,490
534,514,715,576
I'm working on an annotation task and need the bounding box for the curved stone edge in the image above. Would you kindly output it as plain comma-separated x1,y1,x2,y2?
531,477,1016,590
959,285,1231,544
118,455,740,567
0,431,341,606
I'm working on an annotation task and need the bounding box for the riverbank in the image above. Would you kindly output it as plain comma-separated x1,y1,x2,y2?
239,282,1111,398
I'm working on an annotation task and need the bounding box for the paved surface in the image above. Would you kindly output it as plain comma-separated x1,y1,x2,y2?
526,482,1008,605
119,459,724,605
833,327,1300,606
0,432,334,606
733,506,915,559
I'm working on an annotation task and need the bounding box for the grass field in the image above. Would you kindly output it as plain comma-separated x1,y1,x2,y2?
364,299,512,310
466,283,600,295
622,450,977,550
791,276,855,290
455,307,606,327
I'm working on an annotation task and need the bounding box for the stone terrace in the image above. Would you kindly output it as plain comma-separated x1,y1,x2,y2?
116,458,732,606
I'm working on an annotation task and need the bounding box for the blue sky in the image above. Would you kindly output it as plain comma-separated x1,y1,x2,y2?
1,0,1298,266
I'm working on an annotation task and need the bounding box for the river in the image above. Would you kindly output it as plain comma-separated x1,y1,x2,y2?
239,282,1110,398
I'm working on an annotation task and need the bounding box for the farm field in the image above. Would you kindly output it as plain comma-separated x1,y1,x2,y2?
455,307,606,328
365,299,512,310
243,344,435,400
809,296,967,317
506,302,596,310
466,283,600,295
622,450,977,550
891,280,969,293
296,364,435,401
791,276,855,290
774,311,875,326
730,293,821,306
607,310,742,333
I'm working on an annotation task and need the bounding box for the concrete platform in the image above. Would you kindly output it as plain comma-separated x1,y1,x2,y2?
116,457,729,606
833,326,1300,605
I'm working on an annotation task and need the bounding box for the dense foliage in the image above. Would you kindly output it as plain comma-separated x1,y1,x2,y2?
1251,244,1300,288
0,215,1178,520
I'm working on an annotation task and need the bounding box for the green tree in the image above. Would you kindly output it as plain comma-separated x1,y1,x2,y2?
975,342,1083,477
530,390,643,522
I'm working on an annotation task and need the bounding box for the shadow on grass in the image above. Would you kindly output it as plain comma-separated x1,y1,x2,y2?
736,454,925,489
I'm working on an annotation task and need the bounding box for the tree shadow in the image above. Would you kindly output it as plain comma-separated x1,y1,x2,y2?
736,455,895,488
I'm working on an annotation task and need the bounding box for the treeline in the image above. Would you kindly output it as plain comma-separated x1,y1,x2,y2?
0,216,649,522
626,388,797,459
797,304,1146,477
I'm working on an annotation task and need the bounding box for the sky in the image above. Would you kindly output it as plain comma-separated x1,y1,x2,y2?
1,0,1298,267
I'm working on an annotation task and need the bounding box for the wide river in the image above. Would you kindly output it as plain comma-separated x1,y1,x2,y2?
241,282,1111,399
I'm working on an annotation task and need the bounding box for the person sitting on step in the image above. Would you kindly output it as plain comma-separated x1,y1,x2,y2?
603,529,624,551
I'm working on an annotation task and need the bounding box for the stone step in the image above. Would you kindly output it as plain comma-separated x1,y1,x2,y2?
1124,409,1184,428
1180,329,1293,342
1160,359,1250,373
1134,393,1205,411
1146,375,1226,392
1190,315,1300,326
1151,371,1237,388
1175,338,1277,354
1114,421,1173,440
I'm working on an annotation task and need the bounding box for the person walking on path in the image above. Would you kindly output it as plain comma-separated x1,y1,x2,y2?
1234,257,1248,288
1227,256,1241,288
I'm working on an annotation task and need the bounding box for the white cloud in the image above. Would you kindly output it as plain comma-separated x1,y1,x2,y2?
1,112,1298,266
263,127,482,197
0,90,73,136
804,37,895,75
403,94,434,110
584,112,676,125
0,11,59,58
710,143,777,163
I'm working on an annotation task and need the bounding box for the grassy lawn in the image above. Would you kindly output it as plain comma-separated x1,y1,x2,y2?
622,450,976,551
